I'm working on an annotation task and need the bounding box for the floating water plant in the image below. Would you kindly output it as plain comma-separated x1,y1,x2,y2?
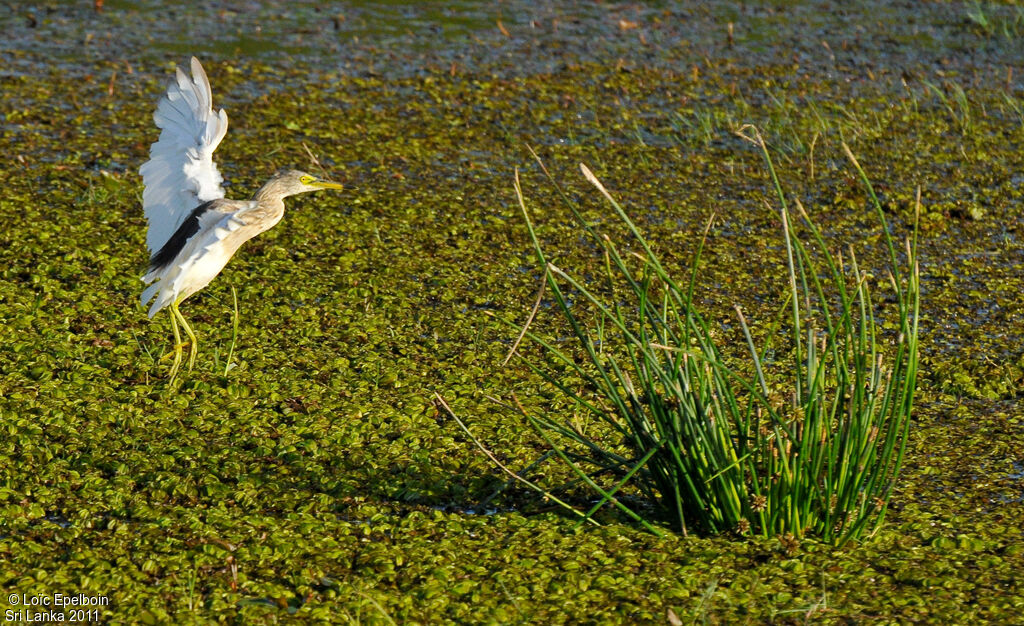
492,132,920,544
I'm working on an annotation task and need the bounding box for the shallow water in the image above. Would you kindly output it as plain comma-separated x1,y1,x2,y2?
3,1,1024,82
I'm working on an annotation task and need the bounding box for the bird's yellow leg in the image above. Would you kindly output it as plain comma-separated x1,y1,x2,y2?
172,299,199,371
167,306,183,382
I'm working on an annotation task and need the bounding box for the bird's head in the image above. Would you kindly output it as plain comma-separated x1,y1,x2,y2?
272,169,344,196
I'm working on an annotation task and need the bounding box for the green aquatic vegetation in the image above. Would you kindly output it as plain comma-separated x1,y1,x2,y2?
966,1,1024,39
923,80,973,136
1,48,1023,622
497,130,920,544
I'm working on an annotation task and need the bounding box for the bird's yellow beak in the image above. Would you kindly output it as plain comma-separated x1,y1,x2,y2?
313,178,344,190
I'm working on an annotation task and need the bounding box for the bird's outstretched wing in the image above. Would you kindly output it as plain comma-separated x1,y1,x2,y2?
140,57,229,256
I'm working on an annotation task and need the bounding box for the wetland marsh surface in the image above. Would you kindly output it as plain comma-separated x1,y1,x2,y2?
1,1,1023,623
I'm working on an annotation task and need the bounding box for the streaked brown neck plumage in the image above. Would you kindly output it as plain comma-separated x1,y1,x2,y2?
252,176,296,203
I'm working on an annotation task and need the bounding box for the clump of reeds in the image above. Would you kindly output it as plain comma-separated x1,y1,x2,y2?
492,130,919,544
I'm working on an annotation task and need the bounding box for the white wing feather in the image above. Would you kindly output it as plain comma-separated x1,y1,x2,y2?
140,57,229,256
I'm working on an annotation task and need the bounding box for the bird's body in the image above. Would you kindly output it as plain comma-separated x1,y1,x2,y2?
142,178,292,317
140,57,342,380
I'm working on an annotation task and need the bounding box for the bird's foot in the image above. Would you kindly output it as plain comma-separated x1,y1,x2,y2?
159,343,192,361
167,351,184,383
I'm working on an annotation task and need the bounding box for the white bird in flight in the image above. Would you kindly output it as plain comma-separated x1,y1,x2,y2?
140,57,343,381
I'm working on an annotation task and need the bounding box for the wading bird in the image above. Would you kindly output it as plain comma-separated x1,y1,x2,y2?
140,57,343,380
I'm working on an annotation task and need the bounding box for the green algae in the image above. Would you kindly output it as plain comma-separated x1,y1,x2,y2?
2,3,1024,623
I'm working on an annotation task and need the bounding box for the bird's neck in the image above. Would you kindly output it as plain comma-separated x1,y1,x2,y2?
245,196,285,227
252,178,291,203
244,182,287,232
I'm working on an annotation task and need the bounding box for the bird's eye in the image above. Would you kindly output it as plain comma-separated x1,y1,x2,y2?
300,175,315,184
